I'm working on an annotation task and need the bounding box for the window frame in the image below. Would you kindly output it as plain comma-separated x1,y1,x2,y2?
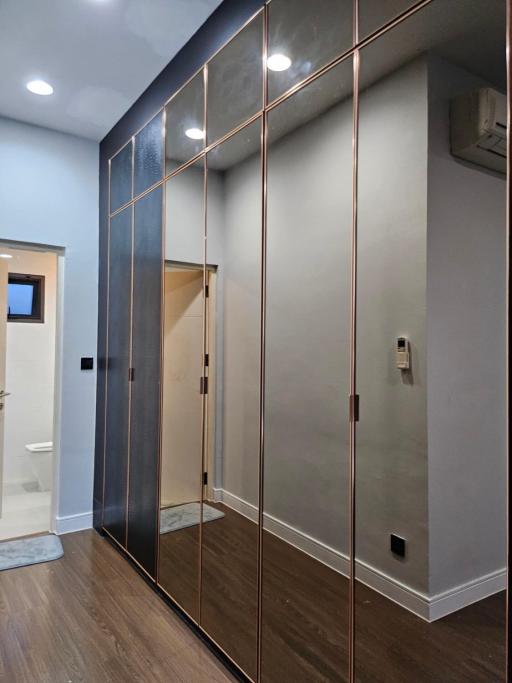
7,273,45,324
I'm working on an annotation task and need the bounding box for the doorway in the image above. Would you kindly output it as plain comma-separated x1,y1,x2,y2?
0,245,58,540
160,263,216,508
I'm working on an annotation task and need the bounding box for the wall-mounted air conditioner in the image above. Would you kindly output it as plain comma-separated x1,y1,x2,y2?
450,87,507,174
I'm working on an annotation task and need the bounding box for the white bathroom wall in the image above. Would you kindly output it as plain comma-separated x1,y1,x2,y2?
3,249,57,485
0,116,98,531
161,269,204,507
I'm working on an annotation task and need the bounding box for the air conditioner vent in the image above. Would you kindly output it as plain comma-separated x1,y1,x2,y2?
450,87,507,174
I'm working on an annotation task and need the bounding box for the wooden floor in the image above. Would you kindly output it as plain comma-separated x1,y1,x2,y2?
0,530,237,683
0,519,506,682
159,503,506,683
159,503,259,679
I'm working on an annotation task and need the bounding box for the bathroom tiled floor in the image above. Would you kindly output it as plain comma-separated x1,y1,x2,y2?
0,481,51,540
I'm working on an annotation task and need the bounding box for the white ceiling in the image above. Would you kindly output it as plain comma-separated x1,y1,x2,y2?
0,0,222,141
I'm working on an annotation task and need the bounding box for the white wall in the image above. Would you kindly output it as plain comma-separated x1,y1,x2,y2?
0,116,98,530
426,56,507,596
3,249,57,485
161,269,204,507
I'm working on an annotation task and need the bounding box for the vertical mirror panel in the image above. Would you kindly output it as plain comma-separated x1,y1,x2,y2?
164,159,205,264
165,72,205,175
104,206,132,545
127,186,163,578
201,119,262,679
358,0,417,41
134,111,164,197
159,159,205,621
207,13,263,145
110,141,132,213
261,59,353,682
267,0,353,104
355,2,507,681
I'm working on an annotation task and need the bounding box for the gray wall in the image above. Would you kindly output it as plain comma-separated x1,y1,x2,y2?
426,56,506,595
219,156,261,506
263,95,353,553
213,59,430,590
0,116,99,526
356,58,429,591
161,54,506,599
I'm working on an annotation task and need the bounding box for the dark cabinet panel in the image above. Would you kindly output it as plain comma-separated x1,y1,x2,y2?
104,206,133,545
110,142,133,213
127,186,163,577
134,113,164,198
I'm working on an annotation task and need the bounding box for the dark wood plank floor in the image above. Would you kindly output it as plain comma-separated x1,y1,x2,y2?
159,517,200,621
0,530,237,683
159,503,506,683
201,504,259,679
3,519,503,682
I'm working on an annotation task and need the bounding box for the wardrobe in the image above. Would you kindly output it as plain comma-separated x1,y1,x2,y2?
94,1,510,681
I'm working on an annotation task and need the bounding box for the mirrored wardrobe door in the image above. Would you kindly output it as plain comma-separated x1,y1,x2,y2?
261,57,354,683
165,71,205,175
158,158,206,621
355,1,507,681
357,0,418,41
267,0,353,104
200,118,262,680
207,11,263,146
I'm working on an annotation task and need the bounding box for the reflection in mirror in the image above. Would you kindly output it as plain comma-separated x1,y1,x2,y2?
261,58,353,682
165,71,205,174
164,159,205,264
358,0,416,41
207,12,263,145
355,1,506,681
201,118,262,679
267,0,353,103
159,158,205,621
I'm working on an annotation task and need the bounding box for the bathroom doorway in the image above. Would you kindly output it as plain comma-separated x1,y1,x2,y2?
0,245,58,540
160,263,216,508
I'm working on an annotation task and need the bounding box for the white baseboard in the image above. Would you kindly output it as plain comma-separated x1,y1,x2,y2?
429,568,506,621
54,511,93,535
212,488,506,622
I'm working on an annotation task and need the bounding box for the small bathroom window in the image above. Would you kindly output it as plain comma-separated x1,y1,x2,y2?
7,274,45,323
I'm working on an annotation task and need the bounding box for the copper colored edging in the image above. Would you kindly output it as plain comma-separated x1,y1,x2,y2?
124,202,135,550
100,161,112,529
100,0,510,681
198,61,209,623
348,47,360,683
155,107,167,585
106,1,436,221
507,0,511,669
256,5,269,681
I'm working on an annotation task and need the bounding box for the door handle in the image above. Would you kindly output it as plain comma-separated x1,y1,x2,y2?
0,391,11,398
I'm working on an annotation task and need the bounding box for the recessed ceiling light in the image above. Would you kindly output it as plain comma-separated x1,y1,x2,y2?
185,127,205,140
267,54,292,72
26,80,54,96
0,254,13,259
